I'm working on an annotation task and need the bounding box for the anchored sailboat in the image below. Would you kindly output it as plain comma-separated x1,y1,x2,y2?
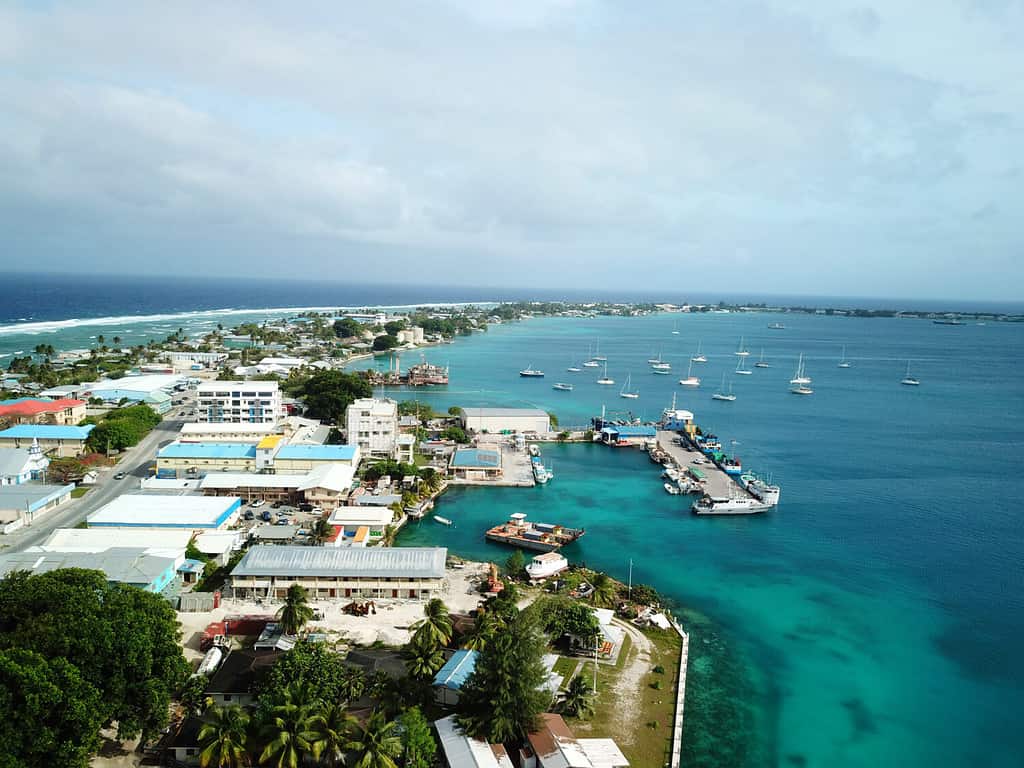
755,348,769,368
619,373,639,399
735,336,750,356
691,341,707,363
596,361,615,386
790,353,812,385
735,356,752,375
679,359,700,387
838,345,851,369
901,360,920,386
712,373,736,401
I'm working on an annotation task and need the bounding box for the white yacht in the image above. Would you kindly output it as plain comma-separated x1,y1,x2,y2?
434,515,454,526
664,483,681,495
712,374,736,401
790,353,812,385
596,362,615,386
691,341,707,363
651,361,672,372
790,383,814,395
901,360,920,386
734,336,750,356
619,373,639,399
692,494,772,515
520,366,545,377
525,552,569,580
740,474,781,506
838,345,851,368
755,348,769,368
678,359,701,387
735,357,752,375
552,382,573,391
567,358,582,373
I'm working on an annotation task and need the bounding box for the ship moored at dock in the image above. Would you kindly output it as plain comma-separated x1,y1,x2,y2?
485,512,584,552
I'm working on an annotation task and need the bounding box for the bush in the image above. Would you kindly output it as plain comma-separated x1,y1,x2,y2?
653,664,665,674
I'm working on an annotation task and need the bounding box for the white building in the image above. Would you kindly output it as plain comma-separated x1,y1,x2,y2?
179,422,279,442
0,443,49,485
460,408,551,435
87,494,242,530
346,398,399,459
162,351,228,369
196,381,283,424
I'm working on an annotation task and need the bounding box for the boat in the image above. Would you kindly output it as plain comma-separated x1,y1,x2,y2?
678,359,701,387
838,345,851,368
567,357,582,373
552,382,573,391
619,374,639,399
933,318,963,325
691,341,707,363
583,360,600,368
525,552,569,580
719,456,742,475
692,494,772,515
740,473,781,506
790,353,812,385
520,365,545,377
592,341,606,362
434,515,454,526
735,357,752,375
901,360,920,386
754,348,769,368
671,321,680,335
712,374,736,401
790,384,814,395
664,482,681,495
532,459,551,483
768,322,785,330
647,348,663,364
596,362,615,386
734,336,750,356
651,361,672,372
485,512,585,552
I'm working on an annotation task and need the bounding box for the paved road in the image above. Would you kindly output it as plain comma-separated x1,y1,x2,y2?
1,412,186,553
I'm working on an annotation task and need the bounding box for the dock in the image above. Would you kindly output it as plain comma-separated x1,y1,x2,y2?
655,430,751,499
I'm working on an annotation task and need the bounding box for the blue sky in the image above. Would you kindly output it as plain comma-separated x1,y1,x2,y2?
0,1,1021,299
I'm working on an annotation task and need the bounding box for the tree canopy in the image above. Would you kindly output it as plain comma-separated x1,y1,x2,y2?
372,334,399,351
333,317,363,338
296,370,372,424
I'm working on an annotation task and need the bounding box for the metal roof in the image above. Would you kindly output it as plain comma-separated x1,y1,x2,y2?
0,424,94,440
434,715,511,768
87,494,241,528
0,547,176,588
231,545,447,578
461,407,549,418
276,444,357,461
158,442,258,459
0,484,74,513
0,448,33,477
451,448,502,468
433,650,478,690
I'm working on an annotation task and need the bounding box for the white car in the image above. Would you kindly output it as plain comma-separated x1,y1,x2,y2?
250,499,266,508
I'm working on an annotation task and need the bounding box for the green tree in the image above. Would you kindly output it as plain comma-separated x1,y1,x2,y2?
0,648,104,768
384,320,405,335
447,406,463,417
403,632,445,680
179,674,210,718
561,675,596,720
460,609,500,652
337,665,367,703
197,704,250,768
504,549,525,577
259,700,316,768
333,318,362,338
457,612,550,742
411,598,453,648
590,572,618,608
257,643,360,715
372,334,399,351
299,370,372,424
398,707,436,768
277,584,314,636
309,702,354,767
345,710,402,768
309,518,334,546
441,425,467,443
547,411,559,428
86,418,145,452
46,456,87,483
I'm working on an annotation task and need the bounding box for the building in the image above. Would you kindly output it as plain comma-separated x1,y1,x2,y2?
0,424,95,457
433,650,479,705
204,649,280,708
598,425,657,446
661,408,696,435
0,483,75,534
450,448,503,480
435,715,515,768
199,464,355,509
37,527,194,555
346,398,399,458
0,444,49,485
86,494,242,530
524,714,629,768
0,547,180,593
157,439,359,479
461,408,551,435
192,530,243,565
229,545,447,600
161,351,228,369
274,444,360,472
85,373,184,414
0,397,87,425
196,381,283,423
156,442,258,476
178,422,279,442
326,505,393,544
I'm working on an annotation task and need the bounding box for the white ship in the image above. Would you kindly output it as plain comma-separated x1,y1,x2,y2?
520,365,545,377
740,473,781,506
525,552,569,580
692,494,773,515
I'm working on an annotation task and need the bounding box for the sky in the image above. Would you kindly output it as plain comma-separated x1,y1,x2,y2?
0,1,1021,299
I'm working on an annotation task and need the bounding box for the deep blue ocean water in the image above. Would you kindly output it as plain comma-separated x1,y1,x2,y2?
3,273,1023,765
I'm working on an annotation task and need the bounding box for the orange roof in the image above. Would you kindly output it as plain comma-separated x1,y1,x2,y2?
0,398,85,417
353,526,369,543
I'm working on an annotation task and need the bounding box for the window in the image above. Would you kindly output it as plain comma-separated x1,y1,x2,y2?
223,694,232,702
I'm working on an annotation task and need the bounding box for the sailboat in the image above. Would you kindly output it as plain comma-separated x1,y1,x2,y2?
755,348,769,368
734,336,750,356
619,373,639,399
838,345,851,369
790,353,812,385
651,354,671,372
596,362,615,385
671,321,680,335
647,347,663,364
592,340,607,362
691,341,707,363
582,343,600,367
552,382,573,391
712,374,736,401
901,360,920,386
735,356,752,375
567,357,581,373
679,359,700,387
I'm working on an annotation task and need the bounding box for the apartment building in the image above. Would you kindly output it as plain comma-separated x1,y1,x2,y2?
345,398,399,459
196,381,283,424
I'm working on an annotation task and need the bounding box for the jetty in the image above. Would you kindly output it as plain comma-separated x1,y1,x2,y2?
655,430,751,500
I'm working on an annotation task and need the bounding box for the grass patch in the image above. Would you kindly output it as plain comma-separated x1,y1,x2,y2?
70,488,90,498
551,656,579,683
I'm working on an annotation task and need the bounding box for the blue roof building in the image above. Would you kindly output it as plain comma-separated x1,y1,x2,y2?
433,650,479,705
158,443,258,460
449,448,503,480
276,445,358,462
0,425,95,457
599,425,656,444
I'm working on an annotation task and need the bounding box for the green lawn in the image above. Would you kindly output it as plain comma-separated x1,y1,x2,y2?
70,487,90,498
551,655,580,683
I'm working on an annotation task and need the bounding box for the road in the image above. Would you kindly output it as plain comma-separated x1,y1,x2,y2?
1,411,187,553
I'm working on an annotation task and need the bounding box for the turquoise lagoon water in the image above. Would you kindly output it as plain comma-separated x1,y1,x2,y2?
356,314,1023,767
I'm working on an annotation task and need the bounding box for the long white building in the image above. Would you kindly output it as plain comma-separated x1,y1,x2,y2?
196,381,283,424
346,398,399,459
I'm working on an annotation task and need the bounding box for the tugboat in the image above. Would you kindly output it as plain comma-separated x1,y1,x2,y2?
485,513,584,552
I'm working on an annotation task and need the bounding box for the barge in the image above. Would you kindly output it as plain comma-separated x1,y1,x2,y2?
485,512,584,552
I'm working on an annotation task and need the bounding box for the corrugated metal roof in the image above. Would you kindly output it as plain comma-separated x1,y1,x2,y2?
462,407,549,418
231,545,447,578
0,484,74,513
0,448,32,477
87,494,240,527
276,444,357,461
451,448,501,468
0,424,94,440
0,547,175,588
158,442,258,459
433,650,478,690
434,715,506,768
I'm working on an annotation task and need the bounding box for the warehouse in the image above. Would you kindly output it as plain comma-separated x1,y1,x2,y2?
450,447,503,480
87,494,242,529
460,407,551,435
0,424,95,457
229,545,447,600
0,547,180,593
0,483,75,534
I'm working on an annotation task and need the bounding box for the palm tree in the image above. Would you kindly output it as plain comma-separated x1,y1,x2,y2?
403,632,445,679
197,704,250,768
310,702,355,767
310,518,334,546
561,675,596,719
112,336,121,347
345,710,402,768
365,670,391,701
277,584,314,636
259,701,317,768
461,609,499,651
411,598,452,647
590,572,617,608
337,665,366,703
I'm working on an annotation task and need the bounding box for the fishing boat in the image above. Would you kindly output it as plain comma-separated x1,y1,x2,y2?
692,494,772,515
901,360,920,386
596,362,615,385
532,458,552,484
525,552,569,580
735,357,752,375
485,512,585,552
734,336,750,356
790,353,812,385
720,456,742,475
552,382,573,391
619,374,639,399
519,365,545,377
691,341,707,363
755,348,769,368
664,482,681,495
768,322,785,330
712,374,736,401
434,515,454,526
838,345,851,368
678,359,701,387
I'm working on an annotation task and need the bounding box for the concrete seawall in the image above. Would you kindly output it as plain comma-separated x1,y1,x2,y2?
669,619,690,768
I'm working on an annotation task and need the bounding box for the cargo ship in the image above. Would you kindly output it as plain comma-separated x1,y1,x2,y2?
485,512,584,552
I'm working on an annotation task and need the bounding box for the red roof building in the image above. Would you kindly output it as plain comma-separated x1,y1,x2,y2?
0,398,87,425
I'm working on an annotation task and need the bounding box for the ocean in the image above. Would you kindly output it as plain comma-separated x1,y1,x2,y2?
3,273,1023,766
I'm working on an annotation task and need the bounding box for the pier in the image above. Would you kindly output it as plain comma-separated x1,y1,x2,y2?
655,430,752,499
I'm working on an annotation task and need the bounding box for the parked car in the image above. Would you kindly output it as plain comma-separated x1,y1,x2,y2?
275,518,290,526
260,510,272,522
298,503,314,512
250,499,266,508
271,501,283,508
243,511,255,521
